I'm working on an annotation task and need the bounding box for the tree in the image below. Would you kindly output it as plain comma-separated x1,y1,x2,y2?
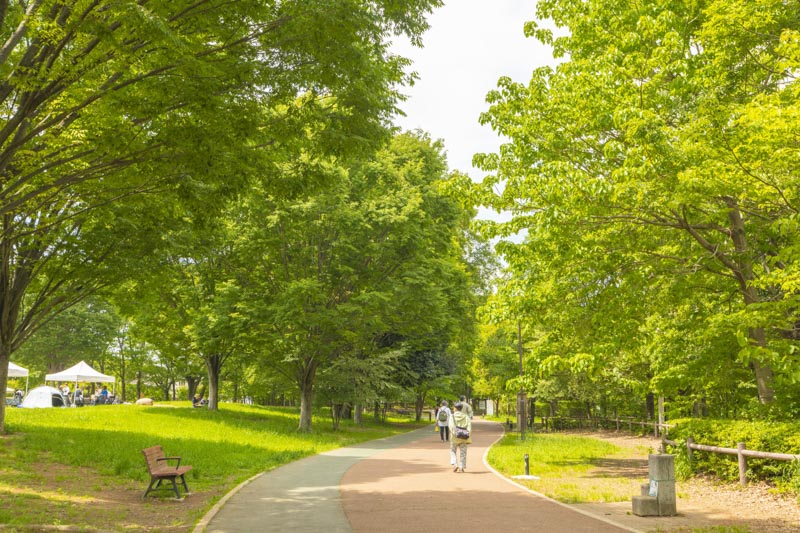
235,132,475,431
476,0,800,415
0,0,443,432
12,296,120,375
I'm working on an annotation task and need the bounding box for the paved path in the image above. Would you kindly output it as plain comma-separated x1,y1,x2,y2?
197,419,639,533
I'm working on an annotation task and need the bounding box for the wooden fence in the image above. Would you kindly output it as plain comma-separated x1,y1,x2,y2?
540,416,672,437
662,436,800,486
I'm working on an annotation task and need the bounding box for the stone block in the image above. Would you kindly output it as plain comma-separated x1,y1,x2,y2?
632,495,659,516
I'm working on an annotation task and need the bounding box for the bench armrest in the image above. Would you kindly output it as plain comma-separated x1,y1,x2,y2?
156,456,182,468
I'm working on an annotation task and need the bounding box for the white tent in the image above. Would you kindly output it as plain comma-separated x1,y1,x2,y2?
20,385,66,408
8,362,29,378
7,361,29,394
45,360,115,384
46,361,114,404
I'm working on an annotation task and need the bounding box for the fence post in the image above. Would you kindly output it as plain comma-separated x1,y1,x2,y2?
737,442,748,486
686,436,694,464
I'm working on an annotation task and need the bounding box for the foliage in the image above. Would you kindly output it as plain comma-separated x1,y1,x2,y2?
475,0,800,419
12,297,121,378
233,132,478,430
0,0,444,432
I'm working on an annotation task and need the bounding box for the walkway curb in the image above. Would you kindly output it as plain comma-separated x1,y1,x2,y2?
192,471,266,533
479,429,641,533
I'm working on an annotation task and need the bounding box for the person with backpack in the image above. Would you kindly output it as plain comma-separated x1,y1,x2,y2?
448,401,472,472
436,400,451,442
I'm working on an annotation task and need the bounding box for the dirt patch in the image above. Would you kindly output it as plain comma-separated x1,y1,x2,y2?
0,459,222,532
573,430,800,533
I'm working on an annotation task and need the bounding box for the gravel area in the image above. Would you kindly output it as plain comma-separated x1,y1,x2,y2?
577,430,800,533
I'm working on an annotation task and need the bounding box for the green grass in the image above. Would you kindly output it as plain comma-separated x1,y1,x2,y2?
487,433,649,503
0,402,422,528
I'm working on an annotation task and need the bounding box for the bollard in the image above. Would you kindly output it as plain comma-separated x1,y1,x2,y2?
524,454,530,476
632,454,677,517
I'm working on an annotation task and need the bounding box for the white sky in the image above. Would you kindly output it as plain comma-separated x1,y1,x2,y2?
391,1,557,185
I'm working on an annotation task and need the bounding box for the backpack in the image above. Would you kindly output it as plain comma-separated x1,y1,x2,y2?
438,409,448,422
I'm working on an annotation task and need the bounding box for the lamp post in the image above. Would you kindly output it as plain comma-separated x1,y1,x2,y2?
517,320,527,441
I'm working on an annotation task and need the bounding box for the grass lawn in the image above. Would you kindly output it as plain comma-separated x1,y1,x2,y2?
0,402,423,530
487,432,655,504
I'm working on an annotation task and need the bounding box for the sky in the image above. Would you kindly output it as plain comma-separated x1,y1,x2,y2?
390,1,557,187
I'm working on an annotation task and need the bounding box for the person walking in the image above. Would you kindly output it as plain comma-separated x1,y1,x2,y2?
436,400,452,442
448,401,472,472
459,395,474,419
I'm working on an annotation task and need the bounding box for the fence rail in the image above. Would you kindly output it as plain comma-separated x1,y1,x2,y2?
662,436,800,486
540,416,672,437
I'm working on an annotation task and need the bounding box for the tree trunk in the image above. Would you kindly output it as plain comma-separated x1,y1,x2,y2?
298,378,314,431
0,347,8,434
205,354,223,410
726,199,775,404
120,349,127,402
646,392,655,420
186,376,201,401
353,403,363,425
746,323,775,404
414,391,426,422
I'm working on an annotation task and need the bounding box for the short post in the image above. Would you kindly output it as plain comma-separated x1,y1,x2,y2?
632,454,677,517
524,454,530,476
737,442,748,486
686,436,694,464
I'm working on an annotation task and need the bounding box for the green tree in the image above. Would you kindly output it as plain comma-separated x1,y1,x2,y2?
476,0,800,415
236,132,475,430
0,0,443,431
12,296,120,376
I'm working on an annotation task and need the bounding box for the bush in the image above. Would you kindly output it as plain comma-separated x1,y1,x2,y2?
666,418,800,494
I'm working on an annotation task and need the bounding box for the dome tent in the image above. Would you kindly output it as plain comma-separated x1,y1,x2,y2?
21,386,66,408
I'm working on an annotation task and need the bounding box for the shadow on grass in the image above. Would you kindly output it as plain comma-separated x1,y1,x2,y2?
586,457,649,479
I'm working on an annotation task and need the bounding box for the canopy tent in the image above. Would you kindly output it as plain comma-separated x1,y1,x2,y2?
7,361,29,394
45,360,114,384
8,362,28,377
45,361,114,404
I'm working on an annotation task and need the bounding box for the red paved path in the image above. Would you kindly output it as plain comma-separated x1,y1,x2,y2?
340,419,635,533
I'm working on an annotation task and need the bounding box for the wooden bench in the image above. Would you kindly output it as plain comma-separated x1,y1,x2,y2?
142,445,192,499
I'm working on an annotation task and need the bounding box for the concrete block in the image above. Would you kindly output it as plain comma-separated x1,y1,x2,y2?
632,495,660,516
656,480,677,516
649,454,675,481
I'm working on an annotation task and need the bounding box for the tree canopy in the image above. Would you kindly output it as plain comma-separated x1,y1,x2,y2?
475,0,800,418
0,0,443,432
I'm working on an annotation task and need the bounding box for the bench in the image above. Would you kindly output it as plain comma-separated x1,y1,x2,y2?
142,445,192,499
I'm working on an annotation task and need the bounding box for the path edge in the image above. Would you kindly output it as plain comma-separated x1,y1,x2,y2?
480,423,643,533
192,471,266,533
